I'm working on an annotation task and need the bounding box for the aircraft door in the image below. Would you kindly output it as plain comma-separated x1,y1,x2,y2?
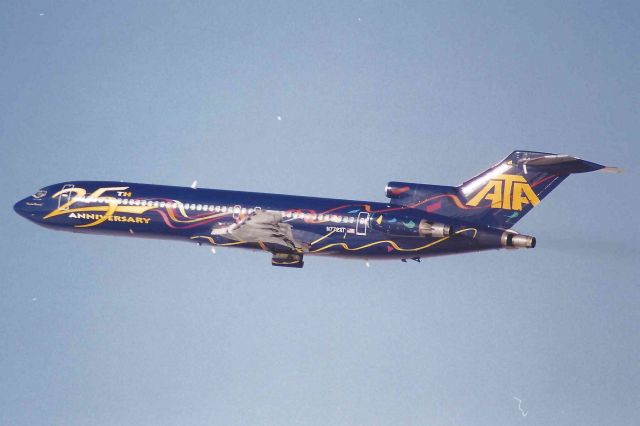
356,211,370,236
232,204,241,219
57,184,75,210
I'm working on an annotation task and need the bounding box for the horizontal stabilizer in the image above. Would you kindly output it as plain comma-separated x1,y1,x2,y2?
600,166,624,173
516,154,607,174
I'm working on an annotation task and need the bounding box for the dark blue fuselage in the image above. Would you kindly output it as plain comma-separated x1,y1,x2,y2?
14,181,507,264
16,152,615,267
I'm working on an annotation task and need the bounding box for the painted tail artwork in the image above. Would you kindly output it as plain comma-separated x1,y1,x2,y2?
386,150,622,229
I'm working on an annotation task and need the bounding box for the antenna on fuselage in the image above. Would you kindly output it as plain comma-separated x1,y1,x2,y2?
191,180,198,189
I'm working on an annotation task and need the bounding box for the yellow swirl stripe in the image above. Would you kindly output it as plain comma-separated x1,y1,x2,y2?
190,235,246,246
309,228,477,253
167,208,226,224
310,230,337,246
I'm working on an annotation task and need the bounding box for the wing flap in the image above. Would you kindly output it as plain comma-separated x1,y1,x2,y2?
212,210,304,252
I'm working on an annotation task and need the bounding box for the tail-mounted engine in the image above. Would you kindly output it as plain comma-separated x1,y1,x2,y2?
501,231,536,248
385,181,455,205
418,220,451,238
371,215,451,238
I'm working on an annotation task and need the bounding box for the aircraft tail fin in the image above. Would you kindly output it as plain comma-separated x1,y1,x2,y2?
454,150,616,228
386,151,617,229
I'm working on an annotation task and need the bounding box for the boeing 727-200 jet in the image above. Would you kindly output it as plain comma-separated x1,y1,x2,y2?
14,151,618,268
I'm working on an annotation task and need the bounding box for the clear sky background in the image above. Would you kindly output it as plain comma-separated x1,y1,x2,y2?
1,1,638,425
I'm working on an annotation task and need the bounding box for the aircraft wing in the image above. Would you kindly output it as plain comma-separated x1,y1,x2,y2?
211,210,304,253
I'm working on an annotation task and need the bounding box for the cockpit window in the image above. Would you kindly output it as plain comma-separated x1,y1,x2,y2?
32,189,48,199
57,184,75,209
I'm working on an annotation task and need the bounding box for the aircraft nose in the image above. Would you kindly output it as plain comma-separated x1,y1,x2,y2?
14,197,38,220
13,199,25,215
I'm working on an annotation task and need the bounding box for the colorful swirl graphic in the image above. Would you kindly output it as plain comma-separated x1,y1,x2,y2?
190,228,478,254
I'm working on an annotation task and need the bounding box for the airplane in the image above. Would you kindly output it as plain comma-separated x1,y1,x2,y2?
14,150,619,268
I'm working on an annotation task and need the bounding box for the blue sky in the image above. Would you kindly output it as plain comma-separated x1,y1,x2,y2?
1,1,638,425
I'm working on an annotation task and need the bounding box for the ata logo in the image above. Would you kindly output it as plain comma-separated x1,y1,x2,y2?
466,174,540,211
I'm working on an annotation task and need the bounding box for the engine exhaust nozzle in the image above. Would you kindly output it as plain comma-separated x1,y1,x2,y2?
501,232,536,249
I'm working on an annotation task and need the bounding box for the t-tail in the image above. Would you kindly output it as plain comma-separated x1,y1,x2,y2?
386,150,620,229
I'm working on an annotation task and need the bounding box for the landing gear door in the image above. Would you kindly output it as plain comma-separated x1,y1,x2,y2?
58,184,75,210
356,211,370,236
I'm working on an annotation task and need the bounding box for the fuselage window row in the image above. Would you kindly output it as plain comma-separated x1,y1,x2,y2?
72,197,358,224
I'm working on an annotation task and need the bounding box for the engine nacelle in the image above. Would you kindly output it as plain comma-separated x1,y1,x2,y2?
385,182,448,201
386,182,413,199
371,216,451,238
418,220,451,238
501,231,536,249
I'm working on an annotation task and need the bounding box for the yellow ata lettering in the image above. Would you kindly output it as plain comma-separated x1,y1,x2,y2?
511,181,540,210
467,180,502,208
466,174,539,211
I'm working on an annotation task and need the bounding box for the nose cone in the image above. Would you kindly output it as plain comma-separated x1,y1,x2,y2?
14,197,41,221
14,198,26,216
13,200,27,216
